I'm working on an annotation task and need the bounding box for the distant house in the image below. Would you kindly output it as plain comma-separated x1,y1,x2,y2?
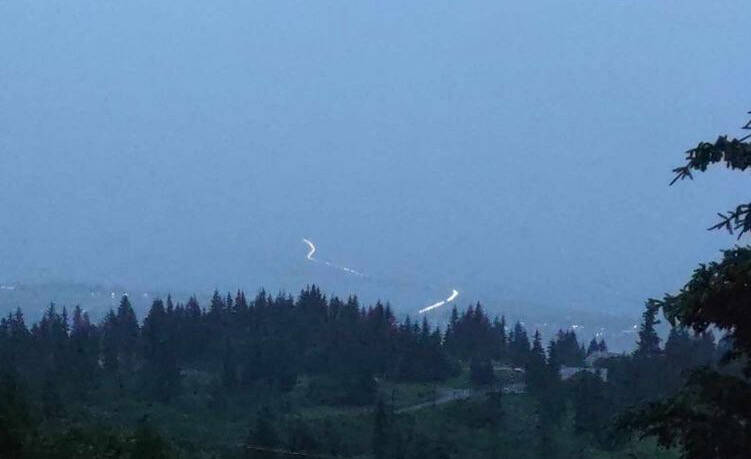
558,350,620,381
584,351,620,368
560,353,617,382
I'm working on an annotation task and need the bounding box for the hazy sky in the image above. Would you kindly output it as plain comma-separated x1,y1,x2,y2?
1,1,748,314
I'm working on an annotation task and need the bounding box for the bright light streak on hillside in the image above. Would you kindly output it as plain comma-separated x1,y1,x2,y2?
302,238,316,260
419,289,459,314
302,238,364,277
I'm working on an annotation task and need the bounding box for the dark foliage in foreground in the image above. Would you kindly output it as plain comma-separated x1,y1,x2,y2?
619,112,751,458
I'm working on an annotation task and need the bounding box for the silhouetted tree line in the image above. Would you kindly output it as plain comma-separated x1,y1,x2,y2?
3,287,559,409
573,304,718,451
0,283,725,458
611,111,751,459
0,287,535,408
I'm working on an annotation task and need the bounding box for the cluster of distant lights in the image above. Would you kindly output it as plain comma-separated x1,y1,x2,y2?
1,285,156,299
85,291,150,299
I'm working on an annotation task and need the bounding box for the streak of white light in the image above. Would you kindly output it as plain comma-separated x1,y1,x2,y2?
418,300,446,314
302,238,364,277
302,238,316,260
418,289,459,314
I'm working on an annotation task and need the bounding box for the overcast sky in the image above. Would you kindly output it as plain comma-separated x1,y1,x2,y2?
1,1,748,314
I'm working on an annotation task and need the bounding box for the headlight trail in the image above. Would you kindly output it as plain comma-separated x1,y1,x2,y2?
419,289,459,314
302,238,364,277
301,238,459,308
302,238,316,260
419,300,446,314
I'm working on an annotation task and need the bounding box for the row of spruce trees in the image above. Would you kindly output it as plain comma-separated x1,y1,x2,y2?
1,286,564,405
0,285,723,457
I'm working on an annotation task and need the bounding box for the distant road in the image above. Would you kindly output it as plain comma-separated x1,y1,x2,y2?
298,382,525,422
396,383,526,413
396,388,471,413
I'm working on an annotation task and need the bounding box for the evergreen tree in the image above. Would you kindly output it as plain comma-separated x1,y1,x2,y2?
530,330,546,366
69,306,98,396
141,299,180,402
572,371,617,449
0,370,32,457
115,295,139,371
100,310,119,373
1,309,30,370
634,302,661,359
587,337,599,356
234,290,249,317
548,329,585,367
222,338,237,390
208,290,225,320
443,306,460,356
494,315,507,360
526,331,550,394
42,374,64,420
620,112,751,457
508,321,530,366
469,357,495,386
182,296,205,361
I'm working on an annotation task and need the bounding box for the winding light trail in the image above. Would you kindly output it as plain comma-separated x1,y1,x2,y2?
419,289,459,314
302,238,365,277
302,238,459,311
303,238,316,260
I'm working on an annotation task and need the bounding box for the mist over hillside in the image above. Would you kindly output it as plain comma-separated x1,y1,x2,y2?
1,1,747,320
0,277,642,352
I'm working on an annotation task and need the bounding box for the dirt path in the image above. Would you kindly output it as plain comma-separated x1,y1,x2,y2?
395,383,526,413
302,383,525,420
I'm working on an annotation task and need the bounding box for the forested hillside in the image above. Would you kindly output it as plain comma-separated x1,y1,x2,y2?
0,286,719,458
3,0,749,457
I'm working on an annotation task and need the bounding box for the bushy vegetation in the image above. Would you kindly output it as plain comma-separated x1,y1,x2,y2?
617,113,751,458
